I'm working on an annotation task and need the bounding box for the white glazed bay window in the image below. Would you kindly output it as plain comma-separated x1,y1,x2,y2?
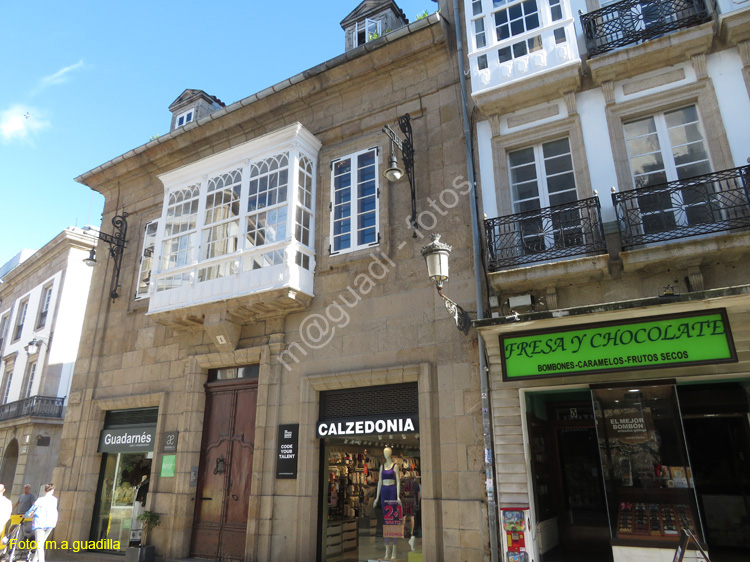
465,0,579,92
149,123,321,314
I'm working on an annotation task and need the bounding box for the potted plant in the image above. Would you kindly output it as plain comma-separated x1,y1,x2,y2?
125,510,161,562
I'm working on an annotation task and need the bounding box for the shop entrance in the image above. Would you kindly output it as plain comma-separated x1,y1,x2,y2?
525,390,613,562
317,383,420,562
191,367,259,561
679,382,750,562
92,407,158,552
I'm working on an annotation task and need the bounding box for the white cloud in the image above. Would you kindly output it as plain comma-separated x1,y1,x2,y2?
33,60,85,94
0,105,50,144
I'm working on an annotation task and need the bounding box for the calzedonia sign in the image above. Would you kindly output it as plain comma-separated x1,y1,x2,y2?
501,309,736,381
317,414,419,438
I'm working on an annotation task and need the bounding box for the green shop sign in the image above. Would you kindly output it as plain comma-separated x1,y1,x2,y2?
500,309,736,380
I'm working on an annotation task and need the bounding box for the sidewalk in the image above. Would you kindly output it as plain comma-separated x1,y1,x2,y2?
47,551,123,561
47,550,210,562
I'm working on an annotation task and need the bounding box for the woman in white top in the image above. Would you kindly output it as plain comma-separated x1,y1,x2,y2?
26,483,58,562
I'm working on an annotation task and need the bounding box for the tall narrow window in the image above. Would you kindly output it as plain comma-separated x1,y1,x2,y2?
158,185,200,292
295,156,315,270
474,18,488,48
243,154,290,273
508,138,580,253
624,105,712,233
135,221,159,299
36,284,53,329
23,361,36,399
0,313,9,355
12,300,28,342
330,149,379,255
199,169,242,282
1,361,11,404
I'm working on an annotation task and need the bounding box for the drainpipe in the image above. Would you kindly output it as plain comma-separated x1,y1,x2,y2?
449,1,500,561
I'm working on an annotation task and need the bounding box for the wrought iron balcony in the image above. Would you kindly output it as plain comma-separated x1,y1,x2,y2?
580,0,712,57
485,196,606,271
613,165,750,249
0,395,64,422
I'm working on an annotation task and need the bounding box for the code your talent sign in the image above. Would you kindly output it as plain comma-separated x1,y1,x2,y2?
500,309,736,380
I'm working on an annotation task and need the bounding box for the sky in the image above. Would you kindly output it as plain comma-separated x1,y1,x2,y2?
0,0,436,267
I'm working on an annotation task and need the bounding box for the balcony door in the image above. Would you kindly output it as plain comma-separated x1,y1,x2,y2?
624,105,712,234
508,138,580,255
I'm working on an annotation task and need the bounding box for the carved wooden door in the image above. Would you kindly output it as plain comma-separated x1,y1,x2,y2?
191,380,257,560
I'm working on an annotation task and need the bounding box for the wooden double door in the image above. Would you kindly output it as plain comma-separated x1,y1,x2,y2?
191,380,258,560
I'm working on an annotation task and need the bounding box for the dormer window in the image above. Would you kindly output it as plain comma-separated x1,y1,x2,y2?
175,109,194,128
341,2,407,52
355,18,382,46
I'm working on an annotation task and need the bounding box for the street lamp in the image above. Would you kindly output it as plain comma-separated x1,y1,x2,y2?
383,114,417,236
24,337,48,356
421,234,472,334
82,213,129,301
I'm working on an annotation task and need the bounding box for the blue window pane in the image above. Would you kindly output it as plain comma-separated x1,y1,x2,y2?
498,47,512,62
335,159,352,175
495,11,508,24
334,203,351,220
333,219,351,235
510,19,524,35
527,14,539,29
335,189,351,205
360,213,377,228
359,228,376,245
359,180,376,197
334,234,351,251
509,4,522,19
359,151,375,168
359,196,377,213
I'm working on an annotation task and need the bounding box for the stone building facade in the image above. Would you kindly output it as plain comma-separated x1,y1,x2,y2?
0,228,94,501
54,3,493,562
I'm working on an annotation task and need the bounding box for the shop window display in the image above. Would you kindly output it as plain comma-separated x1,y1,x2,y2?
591,383,703,547
91,452,153,551
321,439,421,561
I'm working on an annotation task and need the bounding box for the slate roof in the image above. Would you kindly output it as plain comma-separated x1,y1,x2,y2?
340,0,407,28
168,89,225,112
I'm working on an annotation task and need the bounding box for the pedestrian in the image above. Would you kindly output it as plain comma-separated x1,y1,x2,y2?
14,483,36,515
25,483,58,562
0,484,12,537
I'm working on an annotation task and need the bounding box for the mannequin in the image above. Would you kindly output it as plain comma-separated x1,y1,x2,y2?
374,447,401,560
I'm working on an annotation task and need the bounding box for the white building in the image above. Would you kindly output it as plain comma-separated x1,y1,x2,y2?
463,0,750,561
0,227,95,498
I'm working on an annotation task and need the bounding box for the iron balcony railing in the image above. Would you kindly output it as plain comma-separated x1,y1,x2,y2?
580,0,711,57
485,196,606,271
0,395,64,422
613,165,750,249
